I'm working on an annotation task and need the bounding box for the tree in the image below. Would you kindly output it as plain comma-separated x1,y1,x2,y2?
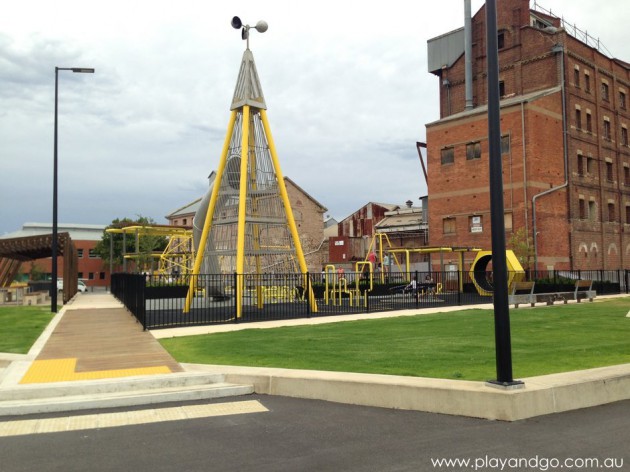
93,216,168,273
507,227,534,270
28,262,46,281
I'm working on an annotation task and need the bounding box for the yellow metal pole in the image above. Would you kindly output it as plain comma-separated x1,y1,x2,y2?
260,109,318,312
235,105,251,319
184,110,237,313
248,113,264,309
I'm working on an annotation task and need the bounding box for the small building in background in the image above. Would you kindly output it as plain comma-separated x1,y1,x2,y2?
329,199,429,270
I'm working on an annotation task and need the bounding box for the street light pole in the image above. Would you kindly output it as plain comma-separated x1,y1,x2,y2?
485,1,522,388
51,67,94,313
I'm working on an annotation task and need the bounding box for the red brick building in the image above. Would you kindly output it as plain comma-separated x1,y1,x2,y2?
426,0,630,270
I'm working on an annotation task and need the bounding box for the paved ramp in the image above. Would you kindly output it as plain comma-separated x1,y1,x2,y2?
20,295,183,384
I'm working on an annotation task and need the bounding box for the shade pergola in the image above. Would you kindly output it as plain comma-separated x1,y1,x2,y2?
0,232,78,303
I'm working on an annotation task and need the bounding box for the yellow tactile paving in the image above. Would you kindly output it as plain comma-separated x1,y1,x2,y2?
0,400,269,437
19,358,172,384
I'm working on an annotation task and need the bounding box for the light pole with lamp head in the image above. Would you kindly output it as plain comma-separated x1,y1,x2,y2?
52,67,94,313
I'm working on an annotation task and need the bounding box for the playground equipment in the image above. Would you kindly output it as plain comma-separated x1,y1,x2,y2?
324,262,374,308
319,248,525,306
469,250,525,296
184,19,316,317
385,246,482,292
363,233,403,283
105,225,194,276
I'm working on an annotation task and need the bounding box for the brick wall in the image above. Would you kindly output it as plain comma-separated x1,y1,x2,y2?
427,0,630,270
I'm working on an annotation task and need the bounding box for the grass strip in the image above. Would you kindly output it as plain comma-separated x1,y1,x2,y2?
0,306,55,354
160,297,630,381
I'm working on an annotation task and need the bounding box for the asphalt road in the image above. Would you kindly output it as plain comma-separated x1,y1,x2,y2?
1,395,629,472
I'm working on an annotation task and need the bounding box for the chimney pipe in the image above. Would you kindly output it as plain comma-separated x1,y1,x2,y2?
464,0,474,110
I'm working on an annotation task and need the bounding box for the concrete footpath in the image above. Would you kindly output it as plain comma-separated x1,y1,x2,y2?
1,292,630,421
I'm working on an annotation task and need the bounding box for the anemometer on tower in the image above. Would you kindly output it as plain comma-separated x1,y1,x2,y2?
230,16,268,48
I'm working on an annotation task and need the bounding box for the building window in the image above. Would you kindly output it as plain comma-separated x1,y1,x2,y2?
504,212,513,232
573,67,580,87
497,31,505,49
603,119,611,140
78,272,83,279
88,249,98,259
584,73,591,93
100,272,106,280
441,147,454,165
624,166,630,186
579,198,586,219
586,112,592,133
88,272,95,280
77,249,83,258
588,201,597,222
587,157,596,175
621,90,627,110
182,218,187,226
608,203,615,222
577,153,584,176
602,82,610,101
622,127,628,146
443,217,456,235
626,205,630,224
575,109,582,129
466,142,481,160
501,135,510,154
606,161,614,182
499,81,505,97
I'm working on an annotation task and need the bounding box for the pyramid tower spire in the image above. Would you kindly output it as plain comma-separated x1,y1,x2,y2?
185,21,316,317
231,49,266,111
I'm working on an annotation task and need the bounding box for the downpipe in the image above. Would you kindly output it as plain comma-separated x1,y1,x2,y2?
533,44,568,272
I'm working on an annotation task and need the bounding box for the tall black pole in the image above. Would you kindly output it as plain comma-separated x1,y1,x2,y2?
50,67,94,313
486,0,520,386
51,67,59,313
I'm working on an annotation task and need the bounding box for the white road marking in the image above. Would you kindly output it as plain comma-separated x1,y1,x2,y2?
0,400,268,437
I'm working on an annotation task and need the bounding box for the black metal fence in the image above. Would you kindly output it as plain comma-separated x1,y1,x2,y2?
111,269,630,330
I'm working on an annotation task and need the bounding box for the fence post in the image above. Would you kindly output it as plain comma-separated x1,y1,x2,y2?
306,272,311,318
139,273,147,330
233,272,238,323
414,270,419,308
457,270,462,306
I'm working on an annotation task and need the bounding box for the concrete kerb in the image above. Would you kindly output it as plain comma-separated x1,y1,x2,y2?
165,294,630,422
181,362,630,422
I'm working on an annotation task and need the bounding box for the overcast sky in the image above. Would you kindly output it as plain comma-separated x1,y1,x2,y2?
1,0,626,235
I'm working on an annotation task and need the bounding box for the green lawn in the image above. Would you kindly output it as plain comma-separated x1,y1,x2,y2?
0,306,55,354
160,297,630,381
